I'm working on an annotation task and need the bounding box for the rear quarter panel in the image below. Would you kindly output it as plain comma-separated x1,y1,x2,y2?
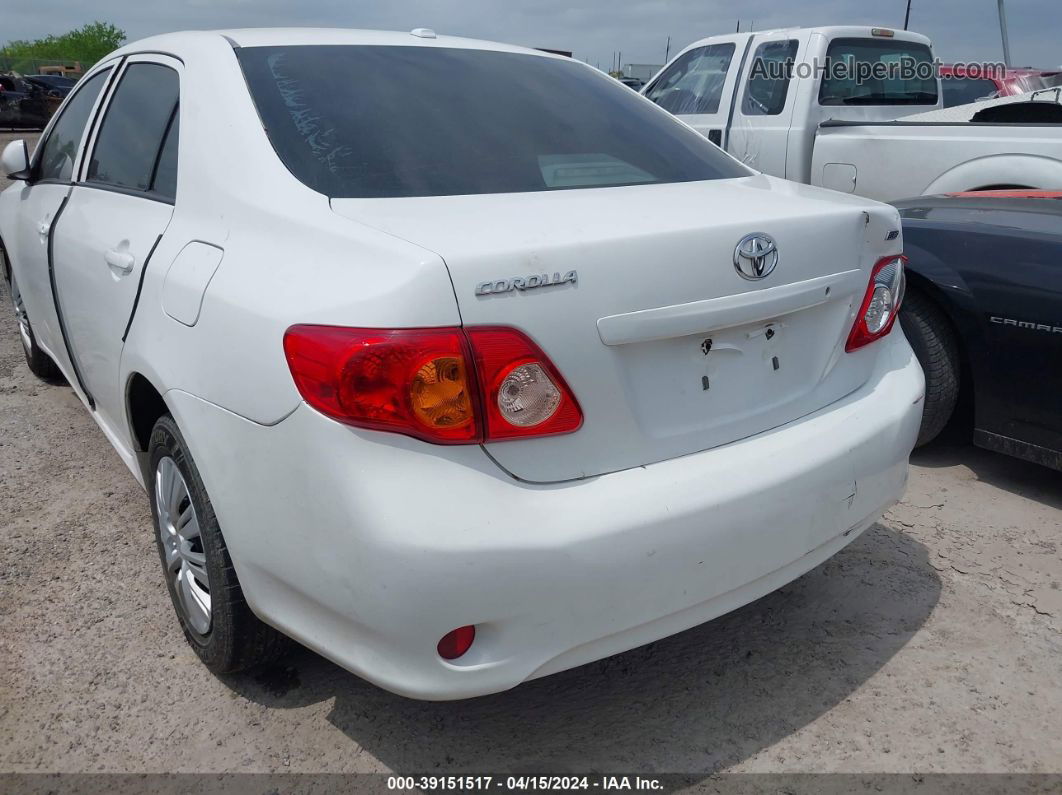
898,200,1062,452
117,34,461,432
813,124,1062,201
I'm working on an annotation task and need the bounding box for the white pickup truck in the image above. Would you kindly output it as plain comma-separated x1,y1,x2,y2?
644,25,1062,201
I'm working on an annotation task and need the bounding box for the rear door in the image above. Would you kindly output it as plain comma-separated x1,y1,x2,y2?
51,56,180,437
968,207,1062,453
643,37,744,149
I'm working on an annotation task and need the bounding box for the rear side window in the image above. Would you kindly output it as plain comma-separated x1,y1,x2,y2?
742,40,798,116
645,43,736,115
87,63,179,198
819,38,938,106
942,76,999,108
35,68,111,183
237,45,749,198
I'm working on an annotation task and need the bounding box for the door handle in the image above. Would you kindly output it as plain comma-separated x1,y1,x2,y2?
104,249,135,274
37,221,51,237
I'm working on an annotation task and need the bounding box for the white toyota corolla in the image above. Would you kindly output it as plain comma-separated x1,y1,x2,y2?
0,29,923,699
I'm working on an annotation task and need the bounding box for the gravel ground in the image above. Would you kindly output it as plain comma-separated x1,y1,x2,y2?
1,130,1060,778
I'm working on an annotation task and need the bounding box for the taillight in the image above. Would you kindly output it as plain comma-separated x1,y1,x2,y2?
283,326,481,443
845,255,906,352
283,325,581,444
465,327,582,440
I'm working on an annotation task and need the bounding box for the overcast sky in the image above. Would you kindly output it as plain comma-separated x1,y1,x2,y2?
5,0,1060,71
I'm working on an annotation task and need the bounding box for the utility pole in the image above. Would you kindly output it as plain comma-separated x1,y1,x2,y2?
997,0,1012,66
904,0,912,30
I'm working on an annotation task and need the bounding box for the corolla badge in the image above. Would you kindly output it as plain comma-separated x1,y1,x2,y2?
475,270,578,296
733,233,779,280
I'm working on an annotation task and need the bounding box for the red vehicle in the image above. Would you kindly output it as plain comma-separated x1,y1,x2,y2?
940,65,1059,107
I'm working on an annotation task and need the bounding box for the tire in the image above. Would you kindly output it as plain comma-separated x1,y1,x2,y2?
148,415,287,673
899,289,960,447
8,269,63,381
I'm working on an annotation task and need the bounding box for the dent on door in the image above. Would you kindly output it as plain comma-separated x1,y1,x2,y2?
162,242,224,326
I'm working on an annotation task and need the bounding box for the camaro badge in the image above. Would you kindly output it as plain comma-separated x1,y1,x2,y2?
475,270,578,296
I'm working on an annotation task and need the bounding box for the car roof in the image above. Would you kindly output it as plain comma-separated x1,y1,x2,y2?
682,26,932,52
1007,67,1058,76
105,28,557,61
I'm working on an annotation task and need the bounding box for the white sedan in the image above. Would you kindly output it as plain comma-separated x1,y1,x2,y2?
0,28,923,700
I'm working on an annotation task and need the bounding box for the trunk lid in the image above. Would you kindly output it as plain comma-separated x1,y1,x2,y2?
332,174,902,482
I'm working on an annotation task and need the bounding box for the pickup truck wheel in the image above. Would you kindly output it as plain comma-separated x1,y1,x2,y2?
148,415,288,673
8,271,62,381
899,290,960,447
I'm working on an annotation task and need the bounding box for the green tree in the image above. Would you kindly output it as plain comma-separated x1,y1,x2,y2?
1,21,126,70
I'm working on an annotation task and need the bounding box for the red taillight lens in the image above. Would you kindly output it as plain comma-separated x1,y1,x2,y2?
283,326,481,443
845,255,907,352
437,625,476,660
466,327,582,440
283,325,581,444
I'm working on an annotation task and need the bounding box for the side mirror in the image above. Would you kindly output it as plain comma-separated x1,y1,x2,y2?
1,139,31,180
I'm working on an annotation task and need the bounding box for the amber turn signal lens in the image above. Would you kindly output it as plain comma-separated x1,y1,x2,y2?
410,356,474,431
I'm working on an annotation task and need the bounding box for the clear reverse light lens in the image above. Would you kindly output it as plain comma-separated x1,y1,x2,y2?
864,285,893,333
864,258,906,333
845,255,907,352
497,363,561,427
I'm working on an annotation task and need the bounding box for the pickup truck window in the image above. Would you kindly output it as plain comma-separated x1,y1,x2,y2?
819,38,937,106
645,43,736,114
741,40,799,116
942,76,999,108
237,45,749,198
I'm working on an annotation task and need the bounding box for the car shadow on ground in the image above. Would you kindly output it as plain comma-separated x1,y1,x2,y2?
222,523,939,774
912,440,1062,511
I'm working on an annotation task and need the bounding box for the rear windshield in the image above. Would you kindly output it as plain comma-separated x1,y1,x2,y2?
819,38,938,106
237,45,749,198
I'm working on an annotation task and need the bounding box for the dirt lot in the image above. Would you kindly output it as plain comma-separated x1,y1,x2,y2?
0,130,1060,778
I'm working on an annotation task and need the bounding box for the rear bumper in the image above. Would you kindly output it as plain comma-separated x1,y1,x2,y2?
168,331,924,700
